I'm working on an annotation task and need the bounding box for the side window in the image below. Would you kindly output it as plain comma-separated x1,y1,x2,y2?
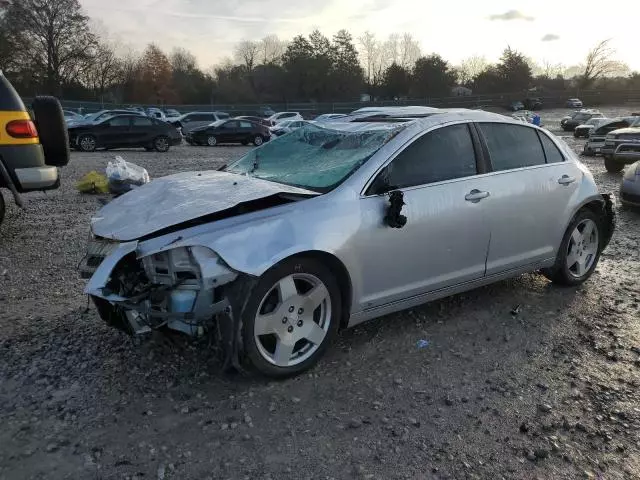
222,121,238,129
373,124,477,191
239,121,253,128
603,121,628,133
133,117,153,126
538,132,565,163
108,117,130,127
479,123,545,171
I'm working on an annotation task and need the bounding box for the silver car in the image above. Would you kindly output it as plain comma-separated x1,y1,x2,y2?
620,161,640,206
81,110,615,377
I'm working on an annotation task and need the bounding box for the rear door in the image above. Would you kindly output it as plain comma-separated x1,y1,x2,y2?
130,116,155,146
238,120,255,142
217,120,239,142
355,123,492,309
475,122,581,274
98,116,133,147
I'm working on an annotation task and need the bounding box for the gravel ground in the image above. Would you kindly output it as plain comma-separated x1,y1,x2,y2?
1,107,639,480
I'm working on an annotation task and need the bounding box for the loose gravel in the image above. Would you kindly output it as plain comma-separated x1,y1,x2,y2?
1,108,639,480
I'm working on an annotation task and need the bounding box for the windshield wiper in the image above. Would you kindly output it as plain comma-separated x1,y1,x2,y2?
249,151,260,174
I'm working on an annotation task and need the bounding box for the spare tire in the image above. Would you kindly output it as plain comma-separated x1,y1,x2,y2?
31,96,70,167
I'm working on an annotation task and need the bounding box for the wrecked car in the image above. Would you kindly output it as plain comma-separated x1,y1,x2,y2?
81,111,616,377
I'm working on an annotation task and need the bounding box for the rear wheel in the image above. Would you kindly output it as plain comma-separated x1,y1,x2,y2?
242,257,341,377
253,135,264,146
207,135,217,147
78,134,97,152
154,136,170,152
604,157,624,173
542,209,602,286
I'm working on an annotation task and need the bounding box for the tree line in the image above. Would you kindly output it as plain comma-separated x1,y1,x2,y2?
1,0,639,106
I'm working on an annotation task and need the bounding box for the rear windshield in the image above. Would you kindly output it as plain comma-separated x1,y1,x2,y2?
226,123,402,192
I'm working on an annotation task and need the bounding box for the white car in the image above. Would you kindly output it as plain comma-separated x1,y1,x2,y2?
269,120,313,137
314,113,347,122
566,98,583,108
268,112,303,124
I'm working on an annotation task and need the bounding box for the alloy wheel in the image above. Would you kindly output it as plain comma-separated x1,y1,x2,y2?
566,219,599,278
80,135,96,152
253,273,331,367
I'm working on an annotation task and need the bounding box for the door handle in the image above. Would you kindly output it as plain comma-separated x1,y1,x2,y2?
465,189,490,202
558,175,576,185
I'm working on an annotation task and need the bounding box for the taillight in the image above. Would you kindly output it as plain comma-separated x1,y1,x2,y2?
6,119,38,138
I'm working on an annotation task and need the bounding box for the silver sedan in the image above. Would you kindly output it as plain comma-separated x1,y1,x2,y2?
82,110,616,377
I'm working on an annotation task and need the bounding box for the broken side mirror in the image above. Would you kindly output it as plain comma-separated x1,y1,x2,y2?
384,190,407,229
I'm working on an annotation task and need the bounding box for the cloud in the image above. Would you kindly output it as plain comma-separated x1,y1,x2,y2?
541,33,560,42
488,10,534,21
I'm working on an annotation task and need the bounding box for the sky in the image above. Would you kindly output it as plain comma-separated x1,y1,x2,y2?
79,0,640,71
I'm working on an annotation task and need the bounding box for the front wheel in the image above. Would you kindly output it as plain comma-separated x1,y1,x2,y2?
253,135,264,146
78,134,96,152
604,157,624,173
542,210,602,286
154,136,170,152
242,257,341,378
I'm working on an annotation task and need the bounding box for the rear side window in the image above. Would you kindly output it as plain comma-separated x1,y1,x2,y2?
239,121,253,128
538,132,564,163
479,123,545,171
133,117,153,126
379,123,477,190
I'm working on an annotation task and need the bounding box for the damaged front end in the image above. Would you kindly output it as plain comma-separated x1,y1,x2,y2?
82,237,244,366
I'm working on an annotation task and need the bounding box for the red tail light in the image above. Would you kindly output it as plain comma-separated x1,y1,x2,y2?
6,119,38,138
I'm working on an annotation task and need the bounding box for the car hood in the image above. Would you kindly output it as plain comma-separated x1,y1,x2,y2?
90,170,318,241
611,127,640,136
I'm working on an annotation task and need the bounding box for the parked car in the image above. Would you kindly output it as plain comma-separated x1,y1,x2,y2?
68,114,182,152
184,119,270,146
566,98,583,108
0,72,69,226
314,113,348,122
169,111,230,134
583,117,639,157
126,106,147,115
561,110,604,132
146,107,167,121
620,161,640,206
69,109,145,128
81,109,615,377
600,124,640,172
523,97,542,110
63,109,83,124
236,115,275,127
507,101,525,112
270,120,313,137
164,109,181,119
574,117,608,138
268,112,303,124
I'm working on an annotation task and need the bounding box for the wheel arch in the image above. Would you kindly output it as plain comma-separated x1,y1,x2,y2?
261,250,353,329
564,194,615,251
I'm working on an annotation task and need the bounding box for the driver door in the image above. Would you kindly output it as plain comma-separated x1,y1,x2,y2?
98,116,133,147
354,123,492,311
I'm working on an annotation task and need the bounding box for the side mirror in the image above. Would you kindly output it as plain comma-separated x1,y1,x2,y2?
384,190,407,229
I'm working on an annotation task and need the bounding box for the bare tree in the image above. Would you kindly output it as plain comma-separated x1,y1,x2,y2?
537,59,565,78
358,31,379,84
170,48,198,73
258,35,286,64
234,40,259,73
581,39,628,87
82,41,123,97
398,33,421,70
4,0,97,94
456,55,488,84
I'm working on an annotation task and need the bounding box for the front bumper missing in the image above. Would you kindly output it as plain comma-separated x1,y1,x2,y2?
82,238,248,371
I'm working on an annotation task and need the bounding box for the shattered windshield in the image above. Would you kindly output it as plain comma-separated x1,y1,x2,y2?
226,123,402,192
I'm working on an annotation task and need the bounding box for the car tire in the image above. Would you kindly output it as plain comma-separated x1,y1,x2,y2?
542,209,603,286
604,157,624,173
31,96,70,167
207,135,217,147
241,257,342,378
154,136,170,152
253,135,264,146
78,134,97,152
0,190,5,226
